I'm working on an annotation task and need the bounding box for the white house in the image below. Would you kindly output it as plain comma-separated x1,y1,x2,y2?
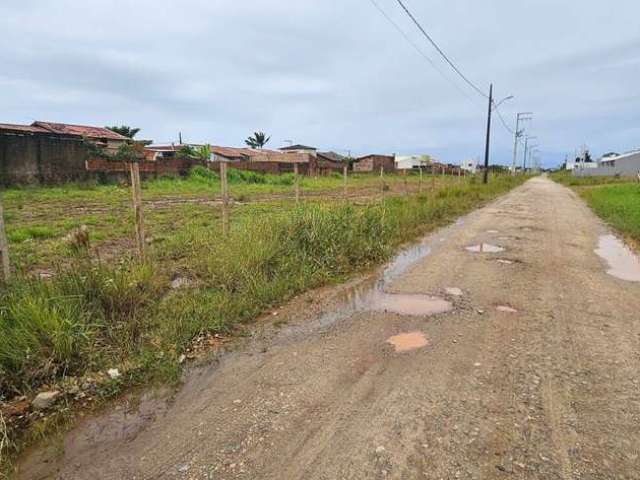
395,155,432,170
575,149,640,177
461,159,477,174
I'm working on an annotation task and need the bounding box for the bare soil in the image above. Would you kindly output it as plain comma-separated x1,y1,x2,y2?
16,177,640,479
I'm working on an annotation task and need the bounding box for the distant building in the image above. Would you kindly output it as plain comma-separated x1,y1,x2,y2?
352,154,395,173
279,144,317,153
574,149,640,177
395,155,432,171
460,159,477,174
0,120,130,184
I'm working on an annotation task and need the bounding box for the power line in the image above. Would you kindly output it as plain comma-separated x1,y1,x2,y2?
395,0,488,99
366,0,480,107
493,106,515,135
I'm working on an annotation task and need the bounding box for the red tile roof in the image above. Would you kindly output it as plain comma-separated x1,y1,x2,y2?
0,123,50,134
32,121,128,140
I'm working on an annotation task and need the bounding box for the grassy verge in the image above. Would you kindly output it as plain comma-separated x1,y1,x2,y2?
551,171,640,246
0,172,526,469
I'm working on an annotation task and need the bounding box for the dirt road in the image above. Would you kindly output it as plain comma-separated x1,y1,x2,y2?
18,177,640,479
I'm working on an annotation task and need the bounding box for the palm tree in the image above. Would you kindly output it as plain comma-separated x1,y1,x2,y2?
107,125,141,139
245,131,270,149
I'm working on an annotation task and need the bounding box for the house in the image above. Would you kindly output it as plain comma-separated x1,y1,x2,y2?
352,154,395,173
144,144,200,161
574,149,640,177
0,120,129,184
279,144,317,153
316,151,345,174
29,121,129,154
395,155,432,171
460,159,478,174
208,146,313,175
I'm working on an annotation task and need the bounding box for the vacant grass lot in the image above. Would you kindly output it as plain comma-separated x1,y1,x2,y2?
0,169,526,466
551,172,640,246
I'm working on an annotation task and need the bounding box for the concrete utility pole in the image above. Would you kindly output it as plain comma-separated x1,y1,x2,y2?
523,136,537,172
482,84,493,184
512,112,533,175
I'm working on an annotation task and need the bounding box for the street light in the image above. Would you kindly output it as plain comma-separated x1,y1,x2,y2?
493,95,514,110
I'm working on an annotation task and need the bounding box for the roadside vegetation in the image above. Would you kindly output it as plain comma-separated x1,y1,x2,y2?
0,169,526,468
551,171,640,246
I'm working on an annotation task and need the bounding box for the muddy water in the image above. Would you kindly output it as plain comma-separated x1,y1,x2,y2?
595,234,640,282
314,237,454,327
386,331,429,352
465,243,505,253
17,391,169,479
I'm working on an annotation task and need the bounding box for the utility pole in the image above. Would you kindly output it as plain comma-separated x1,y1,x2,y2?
512,112,532,175
523,136,537,172
482,84,493,184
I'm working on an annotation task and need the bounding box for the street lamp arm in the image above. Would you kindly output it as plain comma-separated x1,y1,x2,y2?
492,95,514,110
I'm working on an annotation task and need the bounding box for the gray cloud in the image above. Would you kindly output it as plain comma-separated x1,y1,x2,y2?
1,0,639,166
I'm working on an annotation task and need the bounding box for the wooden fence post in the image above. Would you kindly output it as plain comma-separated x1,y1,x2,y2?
129,162,146,261
343,164,348,199
419,166,423,193
403,168,408,196
294,162,300,204
0,190,10,282
220,161,230,236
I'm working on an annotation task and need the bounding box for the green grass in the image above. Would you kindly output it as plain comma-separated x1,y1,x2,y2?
580,184,640,243
551,172,640,246
0,171,527,467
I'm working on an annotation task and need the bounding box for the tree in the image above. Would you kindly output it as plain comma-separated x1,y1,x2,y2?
194,144,212,162
114,141,145,163
176,145,196,160
107,125,141,139
245,131,270,149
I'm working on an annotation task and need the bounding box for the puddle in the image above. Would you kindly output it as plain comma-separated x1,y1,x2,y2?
309,235,456,328
386,331,429,352
595,234,640,282
486,230,500,234
371,293,452,315
445,287,464,296
17,390,169,479
496,259,514,265
496,305,518,313
465,243,505,253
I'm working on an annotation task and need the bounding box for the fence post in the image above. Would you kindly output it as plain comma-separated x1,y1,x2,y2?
419,166,423,193
294,162,300,204
403,168,409,196
343,164,348,199
221,161,230,236
129,162,146,261
0,190,10,282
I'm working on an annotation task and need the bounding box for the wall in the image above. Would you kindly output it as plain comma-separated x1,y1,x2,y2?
0,131,198,185
573,153,640,177
0,132,89,185
86,157,200,182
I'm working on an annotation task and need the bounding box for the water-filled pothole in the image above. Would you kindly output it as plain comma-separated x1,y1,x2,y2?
465,243,505,253
386,331,429,352
312,235,456,328
595,234,640,282
371,293,452,315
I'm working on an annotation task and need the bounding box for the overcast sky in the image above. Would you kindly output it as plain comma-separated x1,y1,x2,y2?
2,0,639,167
